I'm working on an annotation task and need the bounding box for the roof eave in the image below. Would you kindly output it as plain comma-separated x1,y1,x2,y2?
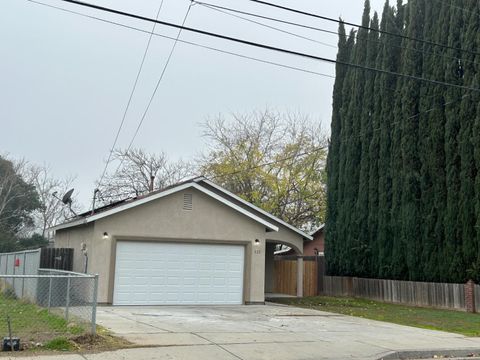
50,181,280,233
199,178,313,240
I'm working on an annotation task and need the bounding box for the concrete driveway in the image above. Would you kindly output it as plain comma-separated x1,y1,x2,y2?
93,304,480,360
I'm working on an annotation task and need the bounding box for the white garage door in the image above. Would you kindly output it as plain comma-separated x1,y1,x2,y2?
113,241,245,305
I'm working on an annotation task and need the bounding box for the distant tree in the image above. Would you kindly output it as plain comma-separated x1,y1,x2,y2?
17,233,49,250
200,110,327,231
0,156,41,251
97,148,192,203
24,165,80,238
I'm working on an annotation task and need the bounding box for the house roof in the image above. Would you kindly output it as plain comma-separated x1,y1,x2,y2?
51,177,311,239
311,224,325,237
195,178,312,240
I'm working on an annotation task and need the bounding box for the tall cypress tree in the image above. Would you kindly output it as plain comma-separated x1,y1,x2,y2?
342,0,371,276
376,0,403,278
325,21,349,275
355,12,379,276
443,5,465,282
326,0,480,283
389,0,409,280
334,30,356,274
458,5,480,281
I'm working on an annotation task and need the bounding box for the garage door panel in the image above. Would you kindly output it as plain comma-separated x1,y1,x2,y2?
114,241,245,305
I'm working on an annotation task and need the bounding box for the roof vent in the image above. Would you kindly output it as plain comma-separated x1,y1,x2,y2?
183,193,193,210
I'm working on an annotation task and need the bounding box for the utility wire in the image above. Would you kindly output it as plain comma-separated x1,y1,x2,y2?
31,0,442,103
49,0,480,93
112,2,194,176
195,2,336,49
194,1,480,68
29,0,449,102
28,0,336,80
96,0,165,189
244,0,480,57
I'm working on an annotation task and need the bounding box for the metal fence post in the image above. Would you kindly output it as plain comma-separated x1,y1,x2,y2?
47,277,53,313
65,277,71,323
21,252,26,298
91,274,99,334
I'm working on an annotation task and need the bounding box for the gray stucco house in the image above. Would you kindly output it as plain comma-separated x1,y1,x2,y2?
52,177,311,305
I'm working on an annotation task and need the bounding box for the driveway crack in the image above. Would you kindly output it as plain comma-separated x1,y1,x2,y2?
194,333,245,360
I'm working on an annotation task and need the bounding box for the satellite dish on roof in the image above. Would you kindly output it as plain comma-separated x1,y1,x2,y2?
62,189,74,205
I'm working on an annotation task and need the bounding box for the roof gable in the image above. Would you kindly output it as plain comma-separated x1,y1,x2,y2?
195,178,313,240
52,181,279,232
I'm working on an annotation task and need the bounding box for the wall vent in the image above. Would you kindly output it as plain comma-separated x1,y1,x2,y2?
183,193,193,210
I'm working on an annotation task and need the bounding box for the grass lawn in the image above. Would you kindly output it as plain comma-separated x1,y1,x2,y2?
273,296,480,336
0,293,130,352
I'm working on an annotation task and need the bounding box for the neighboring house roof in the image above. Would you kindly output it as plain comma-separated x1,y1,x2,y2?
51,177,311,239
310,224,325,237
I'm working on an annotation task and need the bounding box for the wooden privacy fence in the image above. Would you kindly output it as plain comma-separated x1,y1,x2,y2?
323,276,469,311
273,257,323,297
40,248,74,271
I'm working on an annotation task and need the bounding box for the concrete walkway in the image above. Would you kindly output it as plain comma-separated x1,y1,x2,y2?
6,304,480,359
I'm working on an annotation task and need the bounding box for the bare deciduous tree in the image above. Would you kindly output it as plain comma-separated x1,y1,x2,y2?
97,148,193,204
26,165,80,238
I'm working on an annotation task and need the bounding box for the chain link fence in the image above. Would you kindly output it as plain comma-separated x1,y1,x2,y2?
0,249,99,349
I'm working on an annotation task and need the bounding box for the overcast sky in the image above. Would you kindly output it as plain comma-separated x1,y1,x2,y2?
1,0,386,207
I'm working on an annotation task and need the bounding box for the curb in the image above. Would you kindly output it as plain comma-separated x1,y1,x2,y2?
377,348,480,360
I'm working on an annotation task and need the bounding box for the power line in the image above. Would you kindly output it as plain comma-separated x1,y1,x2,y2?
29,0,433,101
112,2,194,176
244,0,480,57
96,0,165,189
194,0,480,68
50,0,480,93
28,0,336,80
30,0,450,101
195,2,336,49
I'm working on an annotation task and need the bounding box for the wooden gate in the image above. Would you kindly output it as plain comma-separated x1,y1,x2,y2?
273,257,320,297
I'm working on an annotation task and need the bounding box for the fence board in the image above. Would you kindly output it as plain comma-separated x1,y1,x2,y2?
274,259,319,297
323,276,467,311
40,248,73,271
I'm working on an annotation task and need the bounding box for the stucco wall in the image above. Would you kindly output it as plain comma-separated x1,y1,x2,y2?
55,224,94,274
55,187,303,304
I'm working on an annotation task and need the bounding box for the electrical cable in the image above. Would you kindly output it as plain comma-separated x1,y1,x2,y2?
113,1,195,175
28,0,336,80
48,0,480,93
244,0,480,57
193,0,480,68
96,0,165,189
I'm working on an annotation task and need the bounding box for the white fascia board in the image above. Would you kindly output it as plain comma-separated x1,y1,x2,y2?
52,181,279,232
191,183,279,232
49,218,86,232
86,182,194,223
198,179,312,240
